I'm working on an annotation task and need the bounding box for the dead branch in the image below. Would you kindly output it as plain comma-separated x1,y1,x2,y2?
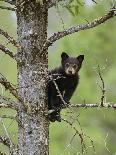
97,65,106,106
0,136,10,147
0,74,33,112
0,115,16,120
44,7,116,50
0,0,15,5
92,0,97,4
62,118,87,153
0,95,18,110
0,152,7,155
0,5,15,11
46,0,63,9
0,28,19,48
0,119,17,155
67,103,116,109
0,44,15,59
0,73,22,102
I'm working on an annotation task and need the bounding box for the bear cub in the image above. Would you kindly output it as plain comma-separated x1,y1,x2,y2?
48,52,84,122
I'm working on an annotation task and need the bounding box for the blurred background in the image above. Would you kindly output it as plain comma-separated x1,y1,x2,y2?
0,0,116,154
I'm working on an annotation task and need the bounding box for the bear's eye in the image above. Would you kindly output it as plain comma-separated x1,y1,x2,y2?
73,64,77,68
65,63,69,67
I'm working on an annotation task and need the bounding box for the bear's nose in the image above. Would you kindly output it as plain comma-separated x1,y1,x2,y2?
68,70,72,74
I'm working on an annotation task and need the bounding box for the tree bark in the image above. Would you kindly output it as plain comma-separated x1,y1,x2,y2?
16,0,49,155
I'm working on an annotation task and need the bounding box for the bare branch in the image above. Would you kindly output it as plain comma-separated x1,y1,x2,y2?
0,73,22,102
0,44,15,59
0,136,10,147
0,115,16,120
97,65,106,106
46,0,63,9
48,103,116,115
0,119,17,155
0,74,32,111
0,95,18,110
0,151,7,155
0,28,19,48
92,0,97,4
0,5,16,11
44,8,116,50
62,118,87,153
0,0,15,5
67,103,116,109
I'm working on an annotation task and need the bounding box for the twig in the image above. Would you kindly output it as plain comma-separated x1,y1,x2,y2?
46,0,64,9
0,28,19,48
0,5,16,11
0,73,22,102
0,119,17,155
49,74,67,107
92,0,97,4
0,151,7,155
97,65,106,107
62,118,87,154
0,135,10,147
44,7,116,50
0,0,15,5
0,44,15,59
0,95,18,110
0,115,16,120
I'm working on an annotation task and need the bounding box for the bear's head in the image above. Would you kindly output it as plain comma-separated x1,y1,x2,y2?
61,52,84,76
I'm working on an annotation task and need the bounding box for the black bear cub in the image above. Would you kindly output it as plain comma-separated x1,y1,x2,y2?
48,52,84,122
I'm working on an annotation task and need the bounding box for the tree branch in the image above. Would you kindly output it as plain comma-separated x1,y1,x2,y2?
0,152,7,155
44,8,116,49
0,73,22,102
46,0,63,9
67,103,116,109
0,28,19,48
0,0,15,5
0,136,10,147
0,74,32,111
0,5,15,11
0,119,17,155
0,44,15,59
0,95,18,110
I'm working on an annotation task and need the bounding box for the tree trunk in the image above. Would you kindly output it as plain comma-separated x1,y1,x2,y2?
16,1,49,155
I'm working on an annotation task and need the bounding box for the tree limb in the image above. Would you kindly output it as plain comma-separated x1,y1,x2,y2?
0,119,17,155
0,152,7,155
67,103,116,109
0,5,16,11
0,95,18,110
46,0,63,9
0,73,22,102
0,28,19,48
0,136,10,147
0,0,15,5
44,8,116,49
0,44,15,59
0,74,32,111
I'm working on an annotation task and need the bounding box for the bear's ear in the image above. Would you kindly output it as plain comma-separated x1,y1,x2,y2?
61,52,69,61
77,55,84,63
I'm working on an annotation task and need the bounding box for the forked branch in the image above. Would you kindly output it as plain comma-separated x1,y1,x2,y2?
0,73,22,102
44,7,116,50
0,95,18,110
0,28,19,48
